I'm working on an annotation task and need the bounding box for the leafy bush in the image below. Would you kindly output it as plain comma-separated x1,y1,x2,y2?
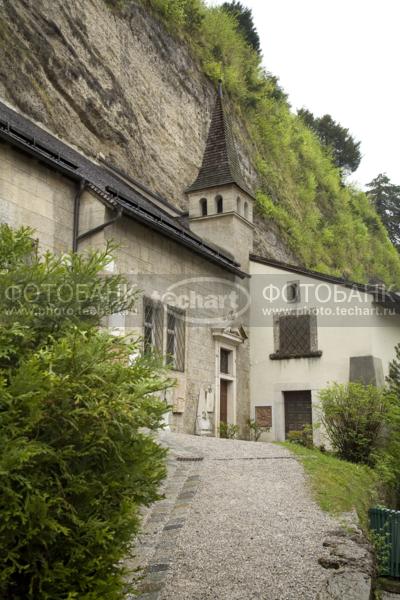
246,418,269,441
219,422,239,439
373,399,400,509
0,225,172,600
143,0,205,33
370,526,391,576
319,382,389,465
287,425,314,449
374,345,400,508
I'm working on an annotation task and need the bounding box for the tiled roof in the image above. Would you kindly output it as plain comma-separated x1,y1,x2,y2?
186,86,254,198
0,100,246,277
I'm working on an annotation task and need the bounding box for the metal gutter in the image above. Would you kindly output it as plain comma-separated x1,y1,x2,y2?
0,118,80,180
106,188,248,278
0,106,248,278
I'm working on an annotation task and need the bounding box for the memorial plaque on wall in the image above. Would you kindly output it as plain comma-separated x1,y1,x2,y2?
255,406,272,428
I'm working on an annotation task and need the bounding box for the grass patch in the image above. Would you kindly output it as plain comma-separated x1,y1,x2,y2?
280,442,381,529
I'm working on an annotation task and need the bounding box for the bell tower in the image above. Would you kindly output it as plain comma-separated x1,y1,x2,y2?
186,81,254,272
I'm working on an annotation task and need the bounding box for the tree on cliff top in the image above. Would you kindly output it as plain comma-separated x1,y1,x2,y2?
367,173,400,251
221,1,261,54
298,108,362,176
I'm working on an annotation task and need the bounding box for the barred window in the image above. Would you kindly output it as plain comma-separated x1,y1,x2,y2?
279,314,311,355
166,307,185,371
270,311,322,360
143,297,163,355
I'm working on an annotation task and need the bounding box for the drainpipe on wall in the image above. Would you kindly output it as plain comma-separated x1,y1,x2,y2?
72,179,86,252
72,176,123,250
76,206,123,245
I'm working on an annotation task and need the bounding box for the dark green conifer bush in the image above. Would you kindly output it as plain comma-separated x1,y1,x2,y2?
0,225,172,599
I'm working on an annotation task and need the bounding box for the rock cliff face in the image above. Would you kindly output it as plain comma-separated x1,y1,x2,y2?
0,0,293,261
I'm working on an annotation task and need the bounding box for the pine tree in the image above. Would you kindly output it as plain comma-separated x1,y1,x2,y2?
298,108,361,175
366,173,400,250
221,1,261,54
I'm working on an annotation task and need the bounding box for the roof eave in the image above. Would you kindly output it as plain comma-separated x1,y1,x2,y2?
250,253,399,302
185,178,255,199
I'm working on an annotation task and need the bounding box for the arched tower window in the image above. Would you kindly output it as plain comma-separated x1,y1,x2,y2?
236,197,241,214
244,201,249,220
200,198,208,216
215,195,223,214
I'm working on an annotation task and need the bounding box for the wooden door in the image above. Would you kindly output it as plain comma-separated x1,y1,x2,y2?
284,391,312,438
220,380,228,424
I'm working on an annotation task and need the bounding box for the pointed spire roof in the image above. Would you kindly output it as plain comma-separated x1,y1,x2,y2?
186,81,254,198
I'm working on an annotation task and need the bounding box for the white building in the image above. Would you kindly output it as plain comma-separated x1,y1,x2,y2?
249,255,400,443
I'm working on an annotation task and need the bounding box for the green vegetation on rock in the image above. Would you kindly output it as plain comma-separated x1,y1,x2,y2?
135,0,400,286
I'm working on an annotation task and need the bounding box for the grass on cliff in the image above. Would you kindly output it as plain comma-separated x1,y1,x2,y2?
116,0,400,286
281,442,381,529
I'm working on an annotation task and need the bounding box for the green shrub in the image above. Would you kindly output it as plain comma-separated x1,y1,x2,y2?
319,382,390,465
370,526,391,577
219,422,239,439
246,418,269,441
287,425,314,449
374,345,400,508
0,225,172,599
374,399,400,509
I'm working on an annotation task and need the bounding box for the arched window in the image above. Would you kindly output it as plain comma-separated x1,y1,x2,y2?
200,198,207,216
236,197,241,214
215,195,223,214
244,201,249,219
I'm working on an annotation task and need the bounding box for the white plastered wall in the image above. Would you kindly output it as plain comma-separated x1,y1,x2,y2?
249,260,400,442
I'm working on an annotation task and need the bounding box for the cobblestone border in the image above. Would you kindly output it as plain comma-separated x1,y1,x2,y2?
128,446,203,600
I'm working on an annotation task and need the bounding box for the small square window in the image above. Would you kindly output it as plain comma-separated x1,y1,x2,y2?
286,281,300,303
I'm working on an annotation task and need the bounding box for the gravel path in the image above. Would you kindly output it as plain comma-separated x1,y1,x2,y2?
135,432,339,600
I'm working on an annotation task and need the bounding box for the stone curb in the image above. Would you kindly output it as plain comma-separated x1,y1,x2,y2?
130,454,203,600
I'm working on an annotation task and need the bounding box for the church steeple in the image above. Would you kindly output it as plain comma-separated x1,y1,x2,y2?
186,81,253,198
185,82,254,273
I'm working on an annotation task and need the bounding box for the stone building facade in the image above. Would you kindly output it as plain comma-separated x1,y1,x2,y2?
0,88,252,437
1,84,400,442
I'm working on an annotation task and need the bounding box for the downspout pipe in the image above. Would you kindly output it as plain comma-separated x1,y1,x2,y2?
72,179,86,252
76,206,123,245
